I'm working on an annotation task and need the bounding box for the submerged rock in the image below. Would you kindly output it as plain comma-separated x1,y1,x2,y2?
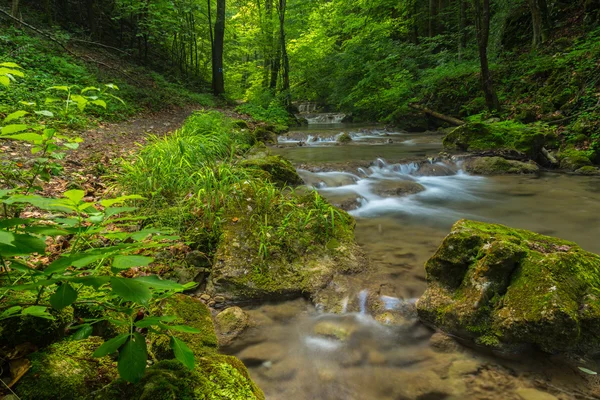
215,306,250,347
413,162,457,177
443,122,557,161
417,219,600,354
464,157,539,175
371,180,426,197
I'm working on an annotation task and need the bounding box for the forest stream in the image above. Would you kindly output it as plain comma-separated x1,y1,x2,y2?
226,122,600,400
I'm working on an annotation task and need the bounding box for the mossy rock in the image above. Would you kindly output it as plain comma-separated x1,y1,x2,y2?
215,307,249,347
95,357,264,400
253,126,278,145
232,119,249,129
558,148,594,171
464,157,539,175
417,219,600,354
575,166,600,176
207,192,366,302
443,122,557,161
14,337,118,400
0,305,73,348
148,294,218,361
337,132,353,144
240,154,303,187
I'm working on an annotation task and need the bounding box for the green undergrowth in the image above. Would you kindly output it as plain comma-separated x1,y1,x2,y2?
0,26,216,130
120,111,351,268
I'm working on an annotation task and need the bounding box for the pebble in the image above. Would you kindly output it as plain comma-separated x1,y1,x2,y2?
214,295,225,303
448,359,481,378
200,294,211,301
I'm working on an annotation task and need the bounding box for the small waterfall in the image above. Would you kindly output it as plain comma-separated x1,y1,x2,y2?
301,113,347,124
358,290,369,314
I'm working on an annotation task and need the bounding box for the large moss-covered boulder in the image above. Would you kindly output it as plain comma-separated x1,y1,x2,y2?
96,357,264,400
14,337,118,400
443,122,557,161
558,148,595,171
417,219,600,354
464,157,539,175
207,192,366,302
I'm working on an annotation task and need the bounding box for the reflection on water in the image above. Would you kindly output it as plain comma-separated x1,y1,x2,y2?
230,127,600,399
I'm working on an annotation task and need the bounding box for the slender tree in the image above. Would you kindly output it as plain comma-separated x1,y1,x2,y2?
11,0,20,27
211,0,226,96
473,0,499,111
527,0,549,48
277,0,290,107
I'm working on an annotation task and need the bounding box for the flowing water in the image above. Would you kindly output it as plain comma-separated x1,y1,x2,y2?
228,123,600,399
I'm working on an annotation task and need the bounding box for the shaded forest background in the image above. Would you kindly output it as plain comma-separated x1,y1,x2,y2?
1,0,600,141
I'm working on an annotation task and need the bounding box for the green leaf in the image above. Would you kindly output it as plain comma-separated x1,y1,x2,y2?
4,110,29,123
134,275,187,291
64,189,85,204
1,306,22,319
93,333,130,357
0,218,32,229
578,367,597,375
71,324,93,340
105,83,119,90
69,276,110,289
63,142,79,150
105,206,137,219
24,226,68,236
49,283,78,310
22,306,54,320
90,99,107,108
0,230,15,246
81,86,100,94
0,233,46,256
35,110,54,118
0,62,21,68
0,76,10,86
0,124,29,135
112,255,154,270
118,332,147,383
49,86,70,92
168,325,202,334
110,277,152,304
100,195,145,208
170,336,195,370
3,133,44,143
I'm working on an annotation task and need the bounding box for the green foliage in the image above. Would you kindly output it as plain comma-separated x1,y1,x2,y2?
237,100,291,131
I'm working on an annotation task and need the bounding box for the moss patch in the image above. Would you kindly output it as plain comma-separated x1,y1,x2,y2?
0,305,73,348
417,219,600,354
240,154,304,187
443,122,557,160
464,157,539,175
14,337,118,400
558,148,595,171
148,294,218,361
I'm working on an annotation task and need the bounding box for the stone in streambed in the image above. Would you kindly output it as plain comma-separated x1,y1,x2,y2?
371,180,426,197
515,388,559,400
464,156,539,175
413,162,457,177
215,306,250,347
417,219,600,355
240,153,304,187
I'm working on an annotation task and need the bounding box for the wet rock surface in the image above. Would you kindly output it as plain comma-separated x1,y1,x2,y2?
417,219,600,354
464,156,540,175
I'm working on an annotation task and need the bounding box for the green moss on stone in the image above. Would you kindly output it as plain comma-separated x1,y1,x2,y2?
575,166,600,175
464,157,539,175
253,126,278,145
443,122,557,160
240,155,304,187
559,148,594,171
15,337,118,400
96,358,265,400
417,219,600,354
149,294,218,361
337,132,353,144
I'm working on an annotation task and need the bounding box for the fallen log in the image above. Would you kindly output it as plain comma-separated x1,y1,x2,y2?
409,103,465,126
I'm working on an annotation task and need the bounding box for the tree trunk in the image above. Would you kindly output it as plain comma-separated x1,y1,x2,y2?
473,0,499,111
458,0,467,60
212,0,226,96
429,0,437,36
11,0,20,28
528,0,544,48
278,0,290,107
